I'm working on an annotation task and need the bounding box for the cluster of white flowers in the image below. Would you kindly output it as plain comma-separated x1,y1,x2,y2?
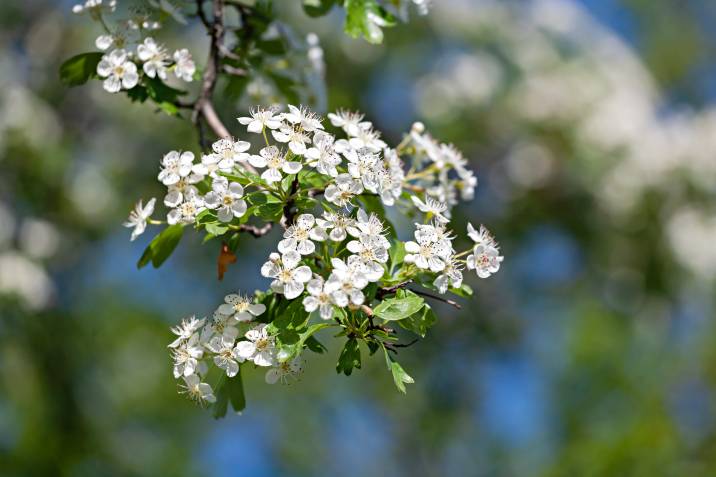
260,208,390,320
120,104,503,407
95,37,195,93
168,291,306,405
73,1,196,93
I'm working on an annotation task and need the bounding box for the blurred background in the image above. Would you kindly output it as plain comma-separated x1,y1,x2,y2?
2,0,716,475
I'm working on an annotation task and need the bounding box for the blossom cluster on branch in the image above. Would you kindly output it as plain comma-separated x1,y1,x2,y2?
124,104,503,411
63,0,501,417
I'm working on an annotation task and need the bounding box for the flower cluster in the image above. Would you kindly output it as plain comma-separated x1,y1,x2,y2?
168,292,306,405
124,104,502,413
73,0,195,93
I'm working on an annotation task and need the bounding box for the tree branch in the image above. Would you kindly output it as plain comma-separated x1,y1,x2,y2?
236,223,273,237
409,289,462,310
192,0,257,173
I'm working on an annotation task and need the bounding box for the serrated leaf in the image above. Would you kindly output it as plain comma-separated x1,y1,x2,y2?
336,338,361,375
398,303,436,337
382,347,414,394
60,52,103,86
137,224,184,269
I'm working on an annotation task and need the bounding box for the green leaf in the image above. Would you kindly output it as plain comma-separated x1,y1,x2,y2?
303,0,336,17
205,222,229,237
226,371,246,412
373,289,425,321
297,169,329,189
270,299,310,344
137,224,184,269
304,335,327,354
449,283,474,298
144,76,186,104
344,0,396,44
383,349,414,394
59,52,103,86
212,379,229,419
389,241,405,274
336,338,361,376
254,202,283,221
398,303,436,338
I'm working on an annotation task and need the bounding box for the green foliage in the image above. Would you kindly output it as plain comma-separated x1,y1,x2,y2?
137,224,184,269
59,52,103,86
303,0,337,17
336,338,362,375
212,371,247,418
398,302,437,337
383,347,414,394
343,0,396,44
373,289,425,321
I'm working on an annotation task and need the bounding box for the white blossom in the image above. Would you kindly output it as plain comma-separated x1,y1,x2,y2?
303,276,337,320
328,110,370,137
217,293,266,322
315,211,355,242
411,195,449,223
181,374,216,404
249,145,302,183
282,104,324,132
208,138,251,171
96,49,138,93
238,107,282,133
205,336,242,377
467,223,496,246
164,176,201,209
433,257,464,293
346,235,389,282
168,315,205,348
278,214,326,255
325,257,368,306
236,324,276,367
325,173,364,207
167,189,205,225
137,37,169,80
200,310,239,344
172,333,203,378
272,124,312,155
467,242,503,279
173,49,196,82
158,150,196,186
404,222,453,272
265,357,304,384
349,124,387,152
95,35,114,51
72,0,116,15
305,131,341,177
204,177,247,223
123,197,155,241
260,251,312,299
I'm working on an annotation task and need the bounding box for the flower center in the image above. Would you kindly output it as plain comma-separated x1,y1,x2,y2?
279,269,293,282
255,338,269,351
268,156,282,169
223,195,234,206
295,229,309,241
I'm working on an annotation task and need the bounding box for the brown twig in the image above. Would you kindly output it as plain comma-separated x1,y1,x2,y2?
191,0,257,173
409,289,462,310
237,223,273,237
